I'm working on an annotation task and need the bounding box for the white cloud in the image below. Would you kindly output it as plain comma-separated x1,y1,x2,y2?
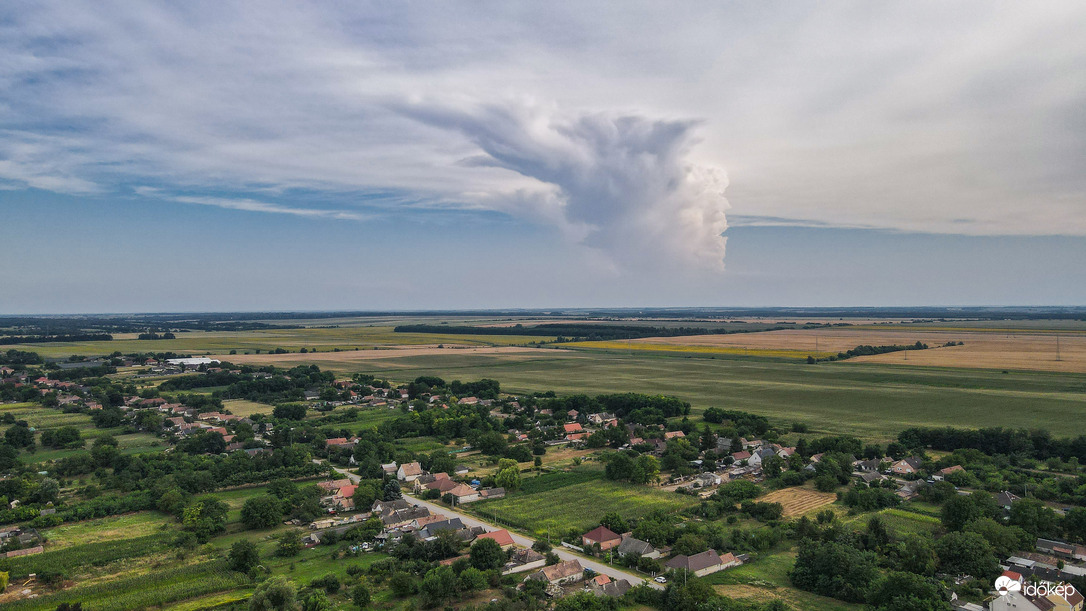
1,0,1085,252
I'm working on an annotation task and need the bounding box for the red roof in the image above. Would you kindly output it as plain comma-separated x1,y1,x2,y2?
1001,570,1023,581
563,423,583,433
337,485,358,498
476,529,515,547
583,525,621,543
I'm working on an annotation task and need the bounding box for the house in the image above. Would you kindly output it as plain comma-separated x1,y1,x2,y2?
897,480,923,500
997,491,1022,511
382,506,430,527
665,549,740,577
529,559,584,585
991,591,1058,611
748,447,777,467
582,525,622,550
589,576,632,598
731,451,752,463
454,465,470,475
856,472,887,485
381,462,398,475
419,518,465,539
397,461,424,482
479,487,506,500
853,459,882,473
1046,584,1085,610
695,473,721,488
447,483,481,504
890,457,923,475
459,397,479,405
372,498,411,515
317,479,354,493
933,465,965,481
475,529,516,550
664,430,685,440
424,478,460,495
503,547,546,575
615,536,660,559
1037,538,1086,562
412,514,449,529
563,422,583,434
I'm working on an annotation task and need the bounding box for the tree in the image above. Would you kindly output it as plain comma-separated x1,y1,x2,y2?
459,567,487,591
273,404,307,420
0,570,8,594
866,571,948,611
1064,507,1086,544
600,512,628,534
419,565,457,607
229,539,261,573
382,480,402,501
388,571,416,597
934,532,999,578
965,518,1033,558
352,483,378,510
790,540,880,603
495,464,522,491
941,495,984,531
276,530,302,557
242,495,284,529
672,534,707,556
301,591,332,611
249,576,301,611
4,423,33,448
1009,498,1061,538
890,535,937,576
351,583,371,608
470,537,505,571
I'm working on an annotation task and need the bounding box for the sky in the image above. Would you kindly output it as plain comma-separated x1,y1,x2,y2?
1,2,1085,313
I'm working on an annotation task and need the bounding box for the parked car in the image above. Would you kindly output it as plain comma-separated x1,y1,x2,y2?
654,576,667,583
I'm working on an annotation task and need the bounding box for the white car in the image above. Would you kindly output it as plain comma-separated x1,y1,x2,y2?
654,576,667,584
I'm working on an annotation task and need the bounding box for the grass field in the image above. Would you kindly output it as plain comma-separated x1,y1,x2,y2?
472,469,698,535
232,348,1086,440
759,486,838,518
564,341,837,360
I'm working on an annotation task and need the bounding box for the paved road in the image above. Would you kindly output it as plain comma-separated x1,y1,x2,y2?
328,464,664,590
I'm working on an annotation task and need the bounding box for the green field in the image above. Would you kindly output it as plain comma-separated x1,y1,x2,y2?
277,348,1086,441
472,469,698,536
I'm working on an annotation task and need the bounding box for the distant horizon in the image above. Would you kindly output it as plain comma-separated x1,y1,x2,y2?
3,306,1085,318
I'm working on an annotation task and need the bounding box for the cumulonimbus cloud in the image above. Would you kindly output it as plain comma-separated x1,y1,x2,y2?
397,100,730,270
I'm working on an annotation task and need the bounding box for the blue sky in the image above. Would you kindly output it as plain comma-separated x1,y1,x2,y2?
1,2,1085,313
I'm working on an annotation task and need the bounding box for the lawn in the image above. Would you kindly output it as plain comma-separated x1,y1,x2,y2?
472,469,699,536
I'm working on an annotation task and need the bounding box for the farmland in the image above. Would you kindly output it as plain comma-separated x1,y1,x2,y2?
758,486,838,518
229,346,1086,440
472,468,699,535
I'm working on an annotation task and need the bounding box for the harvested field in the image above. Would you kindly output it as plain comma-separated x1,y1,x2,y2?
759,486,838,517
618,328,1086,373
220,399,275,417
216,345,562,372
